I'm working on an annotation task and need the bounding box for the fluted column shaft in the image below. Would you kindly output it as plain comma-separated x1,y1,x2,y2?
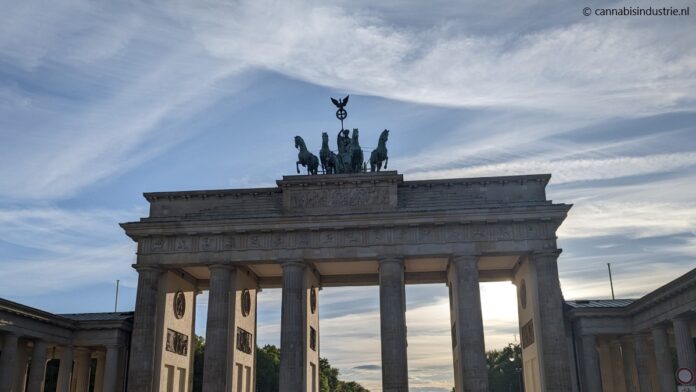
609,340,627,392
580,334,602,392
73,349,91,392
0,333,19,392
450,255,487,392
597,342,614,392
26,340,47,392
56,347,73,392
102,346,120,392
621,336,638,392
279,261,306,392
633,334,652,392
673,316,696,373
203,265,236,392
652,326,676,392
93,352,105,392
533,251,572,391
126,266,161,392
379,257,409,392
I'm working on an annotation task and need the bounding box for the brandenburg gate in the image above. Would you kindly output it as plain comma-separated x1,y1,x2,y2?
121,170,573,392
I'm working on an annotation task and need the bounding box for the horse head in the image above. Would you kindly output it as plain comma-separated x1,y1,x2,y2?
294,135,305,150
380,129,389,143
352,128,359,142
322,132,329,144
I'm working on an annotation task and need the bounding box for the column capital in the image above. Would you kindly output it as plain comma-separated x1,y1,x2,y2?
131,264,162,274
532,249,562,258
619,335,635,344
377,255,404,265
2,331,19,340
208,263,236,271
449,253,480,264
673,314,692,323
278,259,306,269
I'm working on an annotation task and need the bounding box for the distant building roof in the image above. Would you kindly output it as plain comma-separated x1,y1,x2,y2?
565,299,636,309
59,312,134,322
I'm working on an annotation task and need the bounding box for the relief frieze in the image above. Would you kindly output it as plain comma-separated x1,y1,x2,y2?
285,186,392,212
141,220,554,254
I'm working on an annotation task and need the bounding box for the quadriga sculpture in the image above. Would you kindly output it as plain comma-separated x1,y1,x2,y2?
370,129,389,172
295,136,319,175
320,132,338,174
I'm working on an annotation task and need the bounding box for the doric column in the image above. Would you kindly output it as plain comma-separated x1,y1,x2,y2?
580,334,602,392
279,261,307,392
73,349,92,392
26,340,48,392
93,352,105,392
102,345,121,392
14,340,29,392
449,254,487,392
203,264,236,392
0,333,19,392
126,265,161,392
532,250,572,391
609,340,627,392
56,346,73,392
673,316,696,373
632,333,652,392
651,326,676,392
621,336,638,392
597,341,614,392
379,256,409,392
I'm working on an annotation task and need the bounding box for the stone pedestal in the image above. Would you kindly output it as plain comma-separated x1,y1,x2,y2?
379,257,409,392
448,255,487,392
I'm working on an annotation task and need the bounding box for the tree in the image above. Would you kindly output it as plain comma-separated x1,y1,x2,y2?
486,343,524,392
192,341,370,392
256,345,281,392
192,335,205,392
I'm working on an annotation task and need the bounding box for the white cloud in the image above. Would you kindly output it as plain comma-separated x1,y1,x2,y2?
176,0,696,117
0,206,139,296
403,152,696,185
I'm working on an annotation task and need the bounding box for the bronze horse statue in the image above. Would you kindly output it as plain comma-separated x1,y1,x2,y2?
320,132,338,174
295,136,319,175
350,128,364,173
370,129,389,172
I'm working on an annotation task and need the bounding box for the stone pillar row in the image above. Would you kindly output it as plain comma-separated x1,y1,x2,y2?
0,334,120,392
583,314,696,392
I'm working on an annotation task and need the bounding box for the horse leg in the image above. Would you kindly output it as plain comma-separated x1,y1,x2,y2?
384,156,388,170
296,161,301,174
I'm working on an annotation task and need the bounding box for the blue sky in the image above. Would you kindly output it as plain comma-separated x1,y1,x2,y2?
1,1,695,390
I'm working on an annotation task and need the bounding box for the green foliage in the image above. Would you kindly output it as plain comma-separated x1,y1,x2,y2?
256,345,281,392
192,335,205,392
486,343,524,392
192,340,369,392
